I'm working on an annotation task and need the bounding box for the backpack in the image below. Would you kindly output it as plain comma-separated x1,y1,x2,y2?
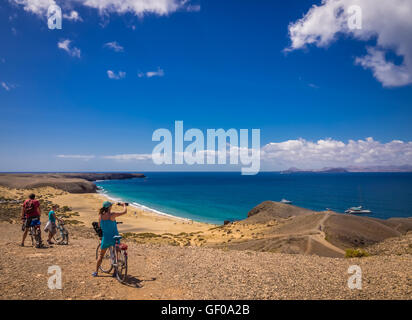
92,222,103,238
23,200,36,217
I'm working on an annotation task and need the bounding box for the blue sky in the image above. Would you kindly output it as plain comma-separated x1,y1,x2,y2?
1,0,412,171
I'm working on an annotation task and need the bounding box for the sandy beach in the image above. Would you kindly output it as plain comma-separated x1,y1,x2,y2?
0,186,213,235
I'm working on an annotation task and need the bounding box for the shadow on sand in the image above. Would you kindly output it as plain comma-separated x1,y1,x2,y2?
97,273,157,288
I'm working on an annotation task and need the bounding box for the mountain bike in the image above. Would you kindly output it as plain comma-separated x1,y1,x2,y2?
27,217,43,248
94,222,128,283
54,220,69,245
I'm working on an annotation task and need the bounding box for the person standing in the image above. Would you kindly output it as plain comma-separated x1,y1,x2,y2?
93,201,127,277
21,193,41,246
46,205,61,245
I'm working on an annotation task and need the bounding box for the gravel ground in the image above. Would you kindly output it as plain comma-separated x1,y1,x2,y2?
0,223,411,300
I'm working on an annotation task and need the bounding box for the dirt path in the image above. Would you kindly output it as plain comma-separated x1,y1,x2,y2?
0,222,411,300
305,213,345,256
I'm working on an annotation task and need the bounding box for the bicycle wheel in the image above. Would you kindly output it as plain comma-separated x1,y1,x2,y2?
96,243,113,273
55,230,62,243
34,227,42,248
115,250,128,283
64,231,69,245
30,227,35,246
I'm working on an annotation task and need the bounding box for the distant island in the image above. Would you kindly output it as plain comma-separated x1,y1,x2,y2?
281,165,412,174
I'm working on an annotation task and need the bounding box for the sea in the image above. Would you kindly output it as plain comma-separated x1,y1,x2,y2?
95,172,412,224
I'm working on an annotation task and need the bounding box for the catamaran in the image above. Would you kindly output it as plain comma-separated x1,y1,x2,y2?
344,206,372,214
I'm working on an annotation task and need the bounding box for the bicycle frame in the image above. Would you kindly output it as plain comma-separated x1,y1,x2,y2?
110,236,128,267
28,218,42,247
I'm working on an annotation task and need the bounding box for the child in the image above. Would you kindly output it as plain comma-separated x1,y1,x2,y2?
45,205,61,245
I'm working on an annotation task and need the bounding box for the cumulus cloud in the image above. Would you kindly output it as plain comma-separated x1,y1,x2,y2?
63,10,83,22
11,0,56,16
12,0,199,18
286,0,412,87
98,137,412,171
56,154,95,161
57,39,81,58
261,137,412,169
82,0,185,16
107,70,126,79
138,67,165,78
104,41,124,52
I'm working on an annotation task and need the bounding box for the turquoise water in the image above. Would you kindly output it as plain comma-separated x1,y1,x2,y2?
96,172,412,224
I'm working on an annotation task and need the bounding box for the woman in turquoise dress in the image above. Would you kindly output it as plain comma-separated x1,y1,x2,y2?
93,201,127,277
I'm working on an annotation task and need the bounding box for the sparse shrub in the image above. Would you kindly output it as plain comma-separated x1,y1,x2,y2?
61,206,71,212
64,219,83,225
135,232,161,238
345,248,370,258
121,232,137,239
176,232,189,237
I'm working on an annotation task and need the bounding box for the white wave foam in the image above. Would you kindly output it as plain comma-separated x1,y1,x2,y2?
96,189,191,222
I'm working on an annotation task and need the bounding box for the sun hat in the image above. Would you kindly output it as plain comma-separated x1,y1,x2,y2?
102,201,112,209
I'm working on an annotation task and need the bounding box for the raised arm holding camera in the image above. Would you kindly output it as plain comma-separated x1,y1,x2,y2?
93,201,127,278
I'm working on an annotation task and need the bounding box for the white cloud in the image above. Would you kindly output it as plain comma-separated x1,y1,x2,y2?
56,154,95,161
261,137,412,169
1,82,11,91
11,0,56,16
185,4,200,12
138,67,165,78
103,154,152,161
104,41,124,52
308,83,319,89
101,137,412,170
82,0,185,16
286,0,412,87
63,10,83,22
107,70,126,79
11,0,200,20
355,47,411,87
181,0,200,12
58,39,81,58
1,82,16,91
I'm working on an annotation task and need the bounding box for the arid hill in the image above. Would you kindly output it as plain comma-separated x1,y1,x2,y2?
211,201,412,258
0,173,145,193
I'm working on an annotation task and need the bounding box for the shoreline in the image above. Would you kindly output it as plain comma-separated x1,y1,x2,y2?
0,185,215,235
96,188,195,223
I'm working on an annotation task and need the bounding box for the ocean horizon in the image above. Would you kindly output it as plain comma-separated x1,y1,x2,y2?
95,172,412,224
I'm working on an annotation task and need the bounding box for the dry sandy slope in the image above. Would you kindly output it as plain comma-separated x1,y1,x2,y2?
213,201,412,258
0,173,144,194
0,223,411,300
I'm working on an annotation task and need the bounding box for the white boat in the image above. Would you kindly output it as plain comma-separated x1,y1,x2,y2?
344,206,372,214
280,199,292,204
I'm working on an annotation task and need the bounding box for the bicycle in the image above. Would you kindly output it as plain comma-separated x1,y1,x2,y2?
54,220,69,245
23,217,43,248
94,222,128,283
